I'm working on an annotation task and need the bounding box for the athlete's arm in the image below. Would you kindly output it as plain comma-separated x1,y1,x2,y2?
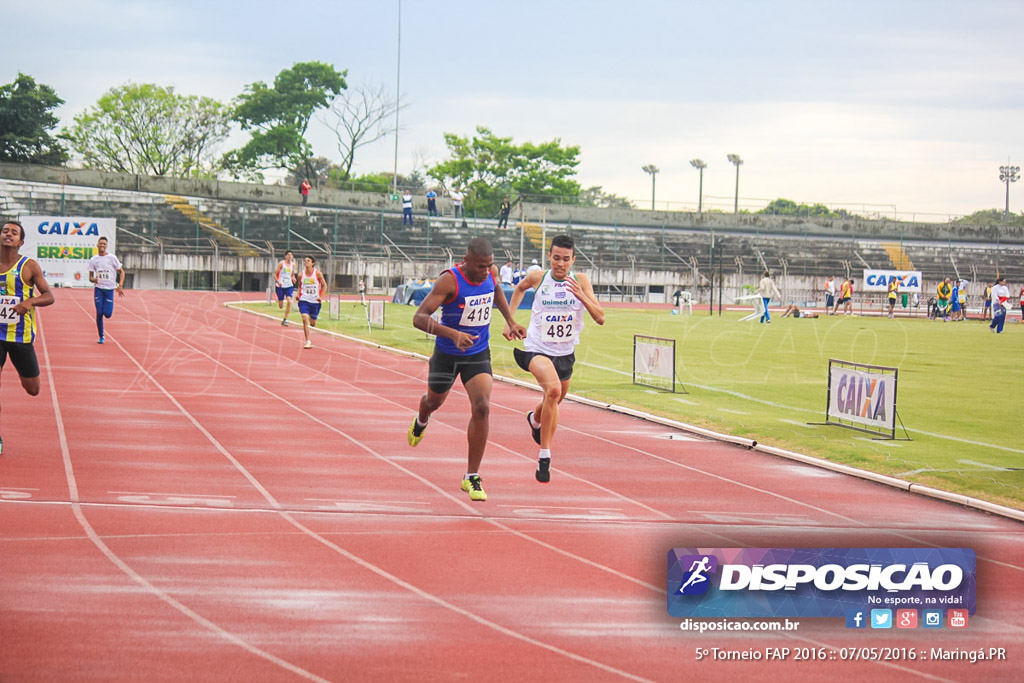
317,272,328,301
116,266,126,296
567,273,605,325
412,272,476,350
274,262,282,281
503,269,542,338
15,259,55,314
490,267,525,340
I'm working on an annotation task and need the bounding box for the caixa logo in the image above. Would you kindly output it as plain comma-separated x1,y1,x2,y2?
37,220,100,236
668,548,976,618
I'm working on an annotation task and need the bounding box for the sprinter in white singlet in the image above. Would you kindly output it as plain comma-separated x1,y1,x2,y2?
505,235,605,482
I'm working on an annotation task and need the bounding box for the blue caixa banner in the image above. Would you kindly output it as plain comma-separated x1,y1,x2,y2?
667,548,975,618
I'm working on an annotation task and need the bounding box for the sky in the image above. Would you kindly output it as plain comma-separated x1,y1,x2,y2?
4,0,1024,220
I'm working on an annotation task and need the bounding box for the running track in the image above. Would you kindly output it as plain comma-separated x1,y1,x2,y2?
1,290,1022,682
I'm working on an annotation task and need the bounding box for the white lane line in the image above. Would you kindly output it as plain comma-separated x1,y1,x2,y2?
39,313,330,682
99,299,658,681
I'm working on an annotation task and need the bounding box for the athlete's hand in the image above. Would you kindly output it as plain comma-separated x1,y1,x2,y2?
503,322,526,340
453,331,478,351
116,285,125,297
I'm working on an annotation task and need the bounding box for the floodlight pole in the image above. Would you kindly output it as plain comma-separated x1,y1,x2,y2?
999,163,1019,222
727,154,743,214
689,159,706,213
642,164,660,210
391,0,402,196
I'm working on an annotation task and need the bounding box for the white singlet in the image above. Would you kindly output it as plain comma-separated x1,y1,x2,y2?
298,269,322,303
277,261,295,287
524,270,584,356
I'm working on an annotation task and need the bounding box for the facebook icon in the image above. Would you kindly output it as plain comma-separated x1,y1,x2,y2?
845,609,867,629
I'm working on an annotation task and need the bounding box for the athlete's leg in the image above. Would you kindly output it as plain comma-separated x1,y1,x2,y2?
528,356,569,449
462,372,493,475
19,375,40,396
94,289,105,337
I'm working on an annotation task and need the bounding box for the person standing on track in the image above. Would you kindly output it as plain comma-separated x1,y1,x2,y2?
406,237,526,502
295,256,328,349
886,276,900,319
756,270,782,324
504,235,605,483
0,220,55,455
87,236,124,344
274,250,296,326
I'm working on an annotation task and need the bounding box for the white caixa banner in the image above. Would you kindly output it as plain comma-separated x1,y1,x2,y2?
826,359,898,435
21,216,117,288
862,269,922,293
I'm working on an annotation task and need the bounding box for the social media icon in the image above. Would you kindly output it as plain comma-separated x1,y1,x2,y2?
845,609,867,629
922,610,943,629
896,609,918,628
948,609,969,629
871,609,892,629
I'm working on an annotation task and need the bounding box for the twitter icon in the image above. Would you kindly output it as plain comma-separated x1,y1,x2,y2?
871,609,893,629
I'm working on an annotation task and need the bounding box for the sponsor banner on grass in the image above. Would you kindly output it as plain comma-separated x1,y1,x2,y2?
827,360,897,433
667,548,976,618
21,216,116,288
862,269,923,293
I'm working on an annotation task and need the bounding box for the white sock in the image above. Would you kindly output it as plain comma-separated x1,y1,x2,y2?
529,413,541,429
464,473,477,480
539,449,551,460
416,417,428,428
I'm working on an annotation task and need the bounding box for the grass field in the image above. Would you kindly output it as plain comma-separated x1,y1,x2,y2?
241,299,1024,510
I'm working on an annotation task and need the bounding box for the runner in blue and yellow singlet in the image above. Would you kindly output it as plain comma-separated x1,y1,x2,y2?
0,220,55,454
406,237,526,502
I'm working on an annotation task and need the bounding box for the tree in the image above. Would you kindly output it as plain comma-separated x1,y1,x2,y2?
579,186,635,209
63,83,229,176
320,83,405,181
285,156,333,188
0,73,68,164
758,198,849,219
428,126,582,215
224,61,347,180
953,209,1024,227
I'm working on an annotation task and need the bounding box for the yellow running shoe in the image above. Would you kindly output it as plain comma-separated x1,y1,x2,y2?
407,419,426,447
461,475,487,501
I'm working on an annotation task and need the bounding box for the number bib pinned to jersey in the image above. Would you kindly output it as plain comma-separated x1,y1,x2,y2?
302,282,320,299
0,296,21,324
96,269,116,288
459,293,493,326
541,311,579,343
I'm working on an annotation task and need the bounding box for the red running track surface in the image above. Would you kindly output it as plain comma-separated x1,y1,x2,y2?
1,289,1022,681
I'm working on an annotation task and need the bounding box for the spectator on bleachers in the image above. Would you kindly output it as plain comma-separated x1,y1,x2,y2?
497,197,511,229
451,188,465,218
299,179,311,206
426,189,438,217
402,190,414,225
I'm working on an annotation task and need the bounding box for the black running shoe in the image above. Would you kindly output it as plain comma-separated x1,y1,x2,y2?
536,457,550,483
526,411,541,445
